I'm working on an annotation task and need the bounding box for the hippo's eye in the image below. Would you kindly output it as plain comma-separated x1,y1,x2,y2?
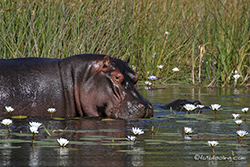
112,71,124,85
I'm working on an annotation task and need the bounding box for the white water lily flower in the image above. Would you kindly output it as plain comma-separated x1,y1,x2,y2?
232,114,240,119
196,105,204,109
183,104,196,112
242,108,249,113
236,130,248,137
235,120,243,125
126,136,136,142
131,127,144,136
57,138,69,147
29,122,42,128
47,108,56,113
172,67,179,72
208,141,219,147
157,65,164,69
184,127,193,134
30,126,39,134
233,74,241,80
148,76,157,81
210,104,221,111
1,119,12,126
5,106,14,113
145,81,152,86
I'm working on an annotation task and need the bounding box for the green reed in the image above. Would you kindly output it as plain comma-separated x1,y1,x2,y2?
0,0,249,87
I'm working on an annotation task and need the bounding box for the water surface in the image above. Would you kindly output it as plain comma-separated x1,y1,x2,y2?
0,86,249,167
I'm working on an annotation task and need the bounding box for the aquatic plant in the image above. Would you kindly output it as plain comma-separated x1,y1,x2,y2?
57,138,69,147
126,136,137,144
232,114,240,119
184,127,193,135
147,76,157,88
172,67,180,72
144,81,152,89
148,76,157,81
157,65,164,69
242,107,248,121
196,105,204,117
30,126,39,145
5,106,14,118
235,120,243,130
236,130,248,145
210,104,221,120
47,108,56,119
29,121,42,146
131,127,144,137
29,122,42,128
210,104,221,111
233,74,241,87
1,119,12,134
183,104,196,114
207,141,219,154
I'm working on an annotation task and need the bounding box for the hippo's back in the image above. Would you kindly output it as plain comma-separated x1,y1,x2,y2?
0,58,65,116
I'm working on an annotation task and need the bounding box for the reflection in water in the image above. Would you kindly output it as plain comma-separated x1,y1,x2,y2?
130,147,144,167
57,148,69,166
0,87,249,167
29,146,40,167
208,156,218,167
1,142,12,166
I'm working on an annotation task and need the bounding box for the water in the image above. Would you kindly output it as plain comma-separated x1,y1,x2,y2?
0,86,249,167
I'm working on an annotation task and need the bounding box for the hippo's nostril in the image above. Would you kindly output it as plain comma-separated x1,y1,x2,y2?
138,103,145,108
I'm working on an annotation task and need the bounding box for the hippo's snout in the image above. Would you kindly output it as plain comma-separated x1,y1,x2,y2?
146,102,154,117
138,102,153,118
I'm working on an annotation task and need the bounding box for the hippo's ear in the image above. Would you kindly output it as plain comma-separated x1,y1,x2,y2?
102,56,111,72
125,57,130,63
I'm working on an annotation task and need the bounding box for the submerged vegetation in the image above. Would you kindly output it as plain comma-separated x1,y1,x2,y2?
0,0,249,87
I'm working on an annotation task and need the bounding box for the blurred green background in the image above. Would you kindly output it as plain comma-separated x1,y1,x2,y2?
0,0,249,87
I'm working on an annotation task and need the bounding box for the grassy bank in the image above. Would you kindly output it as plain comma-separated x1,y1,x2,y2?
0,0,249,87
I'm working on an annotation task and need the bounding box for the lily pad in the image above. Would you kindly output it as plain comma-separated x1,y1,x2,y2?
0,146,21,149
98,129,120,132
12,132,32,137
157,132,180,137
11,115,27,119
101,142,132,146
0,139,30,143
80,137,103,141
52,117,65,120
176,120,198,123
101,118,115,121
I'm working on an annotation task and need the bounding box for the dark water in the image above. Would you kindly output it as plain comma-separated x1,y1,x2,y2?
0,86,250,167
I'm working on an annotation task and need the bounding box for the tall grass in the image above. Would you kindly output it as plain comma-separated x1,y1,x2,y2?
0,0,249,87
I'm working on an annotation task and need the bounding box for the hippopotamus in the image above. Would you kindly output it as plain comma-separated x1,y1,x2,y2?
162,99,203,111
0,54,153,119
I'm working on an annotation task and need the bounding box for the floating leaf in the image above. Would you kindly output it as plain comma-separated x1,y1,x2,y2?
11,115,27,119
80,137,102,141
12,133,32,137
102,118,115,121
157,132,180,137
52,117,65,120
176,120,198,123
0,146,21,149
98,129,120,132
144,139,166,143
101,142,131,146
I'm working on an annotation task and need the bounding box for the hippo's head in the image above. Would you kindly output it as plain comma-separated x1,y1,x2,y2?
73,55,154,119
